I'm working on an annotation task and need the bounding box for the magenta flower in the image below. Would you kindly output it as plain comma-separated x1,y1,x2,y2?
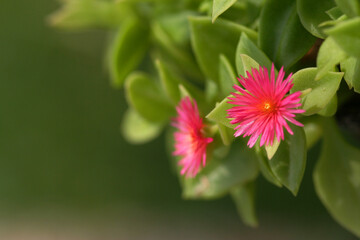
172,97,213,178
227,64,305,148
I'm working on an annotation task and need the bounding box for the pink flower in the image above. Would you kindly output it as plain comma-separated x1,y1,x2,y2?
227,64,305,148
172,97,213,178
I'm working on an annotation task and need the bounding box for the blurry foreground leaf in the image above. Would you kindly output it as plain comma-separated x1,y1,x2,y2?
314,118,360,237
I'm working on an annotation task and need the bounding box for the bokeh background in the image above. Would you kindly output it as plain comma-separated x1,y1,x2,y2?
0,0,358,239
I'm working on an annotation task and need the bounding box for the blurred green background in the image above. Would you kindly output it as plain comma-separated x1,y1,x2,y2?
0,0,357,239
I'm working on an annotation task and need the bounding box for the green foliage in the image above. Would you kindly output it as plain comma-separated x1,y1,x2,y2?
297,0,336,38
316,37,347,80
231,182,258,227
212,0,237,22
121,108,163,144
108,18,150,88
51,0,360,234
236,33,272,76
340,57,360,93
189,16,257,83
335,0,360,18
291,68,343,115
125,72,174,123
259,0,315,70
314,118,360,237
181,139,259,199
326,17,360,58
268,125,307,195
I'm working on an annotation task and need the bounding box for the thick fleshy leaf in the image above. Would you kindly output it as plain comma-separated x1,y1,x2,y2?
316,37,347,80
297,0,336,38
340,57,360,92
269,125,307,195
155,60,182,104
219,55,237,98
236,33,272,76
189,16,257,83
259,0,315,69
317,94,338,117
326,6,345,20
335,0,360,18
121,108,163,144
109,18,150,88
206,96,233,128
291,68,343,115
314,118,360,237
255,146,282,187
265,138,280,160
325,17,360,58
237,54,260,77
212,0,237,22
230,182,258,227
218,122,234,146
302,117,323,149
182,139,259,199
125,72,174,123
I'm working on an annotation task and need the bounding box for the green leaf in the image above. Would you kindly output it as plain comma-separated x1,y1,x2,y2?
212,0,237,22
317,94,338,117
269,125,307,195
189,16,257,83
155,60,181,104
206,96,233,128
326,6,345,20
48,0,128,29
182,139,259,199
297,0,336,38
265,138,280,160
302,116,323,149
152,19,204,82
255,145,282,187
335,0,360,18
108,18,150,88
125,72,174,123
316,37,347,80
121,108,163,144
236,33,272,76
291,68,343,116
230,182,258,227
219,55,237,98
314,118,360,237
340,56,360,92
259,0,316,69
326,17,360,58
218,122,235,146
